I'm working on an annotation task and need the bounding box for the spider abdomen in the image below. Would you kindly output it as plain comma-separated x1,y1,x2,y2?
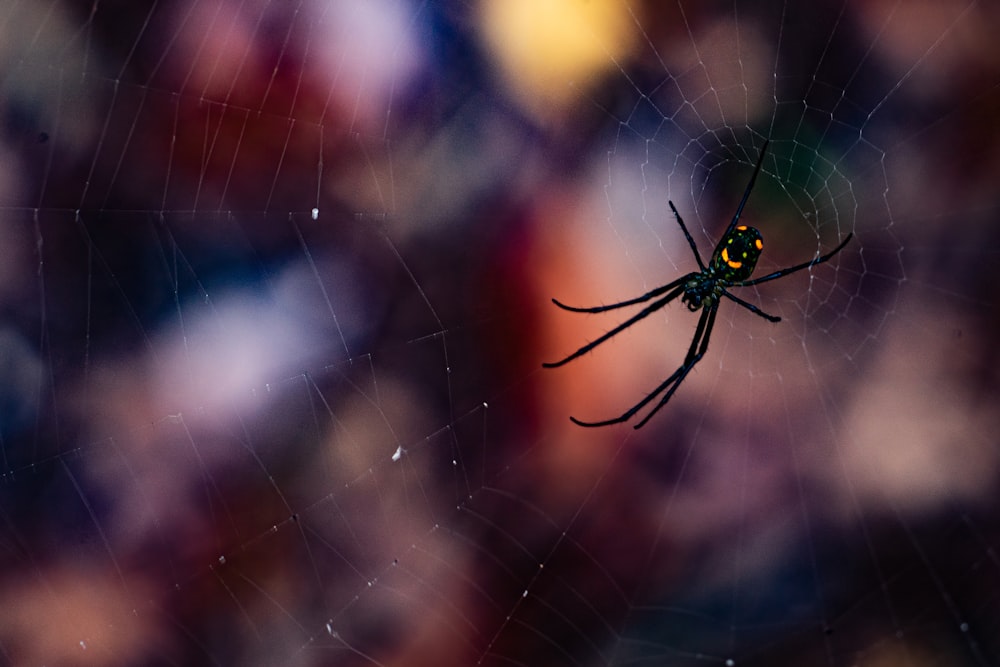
711,225,763,282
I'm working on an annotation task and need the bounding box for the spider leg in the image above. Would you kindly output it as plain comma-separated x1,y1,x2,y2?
551,273,692,313
720,139,770,240
569,304,717,428
721,290,780,322
738,232,853,287
543,283,688,369
668,201,707,271
632,304,718,429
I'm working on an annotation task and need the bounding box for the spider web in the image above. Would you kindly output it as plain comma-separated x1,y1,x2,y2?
0,1,998,666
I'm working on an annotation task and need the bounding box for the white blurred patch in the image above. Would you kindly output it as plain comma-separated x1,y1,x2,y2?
156,290,316,414
153,254,369,415
312,0,424,130
74,255,372,554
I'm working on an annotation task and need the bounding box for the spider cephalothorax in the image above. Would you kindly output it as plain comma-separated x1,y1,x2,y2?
544,140,853,428
683,224,764,312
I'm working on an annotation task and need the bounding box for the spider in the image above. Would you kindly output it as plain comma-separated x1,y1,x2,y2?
543,140,853,429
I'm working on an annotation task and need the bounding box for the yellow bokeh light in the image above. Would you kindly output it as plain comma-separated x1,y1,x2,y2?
479,0,637,119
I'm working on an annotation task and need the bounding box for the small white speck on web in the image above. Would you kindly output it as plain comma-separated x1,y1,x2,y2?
392,445,404,462
311,208,319,220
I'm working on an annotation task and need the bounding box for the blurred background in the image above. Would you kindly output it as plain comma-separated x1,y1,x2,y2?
0,0,998,665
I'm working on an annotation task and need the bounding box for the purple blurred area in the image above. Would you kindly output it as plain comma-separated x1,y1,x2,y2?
0,1,998,665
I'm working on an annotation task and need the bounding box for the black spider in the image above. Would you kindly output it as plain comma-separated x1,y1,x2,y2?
544,140,853,428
